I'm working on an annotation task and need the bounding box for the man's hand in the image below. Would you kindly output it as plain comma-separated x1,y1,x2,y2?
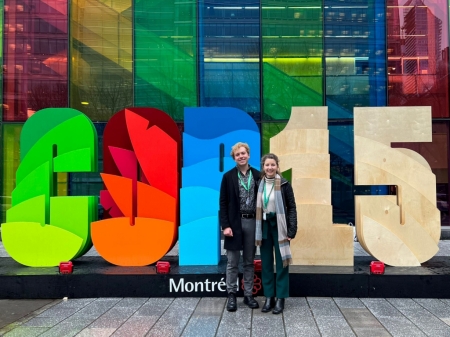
223,228,233,237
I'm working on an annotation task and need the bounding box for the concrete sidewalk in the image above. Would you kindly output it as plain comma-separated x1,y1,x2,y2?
2,296,450,336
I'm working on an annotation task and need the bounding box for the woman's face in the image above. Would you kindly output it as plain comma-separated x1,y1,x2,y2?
263,158,278,178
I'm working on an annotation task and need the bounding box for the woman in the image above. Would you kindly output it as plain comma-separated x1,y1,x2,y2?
255,153,297,314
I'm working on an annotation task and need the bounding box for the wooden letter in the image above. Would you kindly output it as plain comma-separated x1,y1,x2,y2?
354,107,440,266
270,107,354,266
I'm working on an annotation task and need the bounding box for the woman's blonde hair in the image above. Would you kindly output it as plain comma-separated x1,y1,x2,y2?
230,142,250,158
260,153,281,178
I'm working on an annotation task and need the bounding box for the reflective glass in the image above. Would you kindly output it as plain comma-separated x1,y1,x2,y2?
1,124,21,221
262,1,323,120
3,0,68,121
262,122,286,154
387,0,449,117
70,0,132,121
325,0,387,119
135,0,197,121
199,0,260,119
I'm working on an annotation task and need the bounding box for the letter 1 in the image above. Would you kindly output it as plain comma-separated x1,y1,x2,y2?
270,107,354,266
179,107,261,265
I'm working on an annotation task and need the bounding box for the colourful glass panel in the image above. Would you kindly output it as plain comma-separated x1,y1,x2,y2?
262,122,285,154
0,0,3,119
324,0,387,119
70,0,132,121
134,0,197,121
387,0,449,117
2,124,21,222
199,0,260,118
3,0,68,121
262,1,323,121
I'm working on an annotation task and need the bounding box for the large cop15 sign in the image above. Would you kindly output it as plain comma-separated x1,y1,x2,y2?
1,106,440,268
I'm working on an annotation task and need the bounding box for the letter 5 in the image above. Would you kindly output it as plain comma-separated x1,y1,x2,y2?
354,107,440,266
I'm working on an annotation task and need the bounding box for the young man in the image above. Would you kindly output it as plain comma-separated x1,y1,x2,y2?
219,142,260,311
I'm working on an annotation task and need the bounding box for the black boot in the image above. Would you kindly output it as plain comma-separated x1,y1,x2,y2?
226,293,237,312
272,298,285,314
261,297,276,313
243,296,259,309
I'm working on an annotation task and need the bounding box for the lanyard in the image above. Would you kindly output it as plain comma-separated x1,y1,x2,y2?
238,170,253,191
263,180,274,210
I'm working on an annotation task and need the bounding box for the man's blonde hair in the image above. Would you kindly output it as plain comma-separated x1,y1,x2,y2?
230,142,250,158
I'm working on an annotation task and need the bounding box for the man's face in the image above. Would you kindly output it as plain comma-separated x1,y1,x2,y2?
234,146,250,167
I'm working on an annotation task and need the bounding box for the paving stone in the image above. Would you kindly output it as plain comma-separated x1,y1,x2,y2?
388,298,422,309
280,298,320,337
352,327,392,337
190,297,225,316
88,317,127,329
182,316,222,337
340,308,388,329
146,298,199,337
111,316,156,337
51,299,95,309
307,297,343,317
395,308,450,334
39,320,93,337
93,298,122,305
315,316,355,337
423,329,450,337
252,310,285,337
115,298,148,308
3,327,49,337
68,301,119,320
414,298,450,319
181,298,225,337
134,298,174,317
215,301,252,337
99,307,138,320
334,298,366,309
374,316,427,337
0,299,57,329
76,327,116,337
21,316,64,328
37,307,81,319
361,298,404,318
60,316,96,325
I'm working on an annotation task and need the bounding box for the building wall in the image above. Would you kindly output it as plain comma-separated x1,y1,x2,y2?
1,0,449,226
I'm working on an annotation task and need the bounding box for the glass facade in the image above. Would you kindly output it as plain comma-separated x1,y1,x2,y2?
387,0,449,117
262,1,323,120
1,1,449,226
200,0,260,119
135,0,197,121
70,0,132,121
325,0,387,119
3,0,68,121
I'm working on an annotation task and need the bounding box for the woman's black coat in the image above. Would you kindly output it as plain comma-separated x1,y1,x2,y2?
219,166,260,251
280,177,297,239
